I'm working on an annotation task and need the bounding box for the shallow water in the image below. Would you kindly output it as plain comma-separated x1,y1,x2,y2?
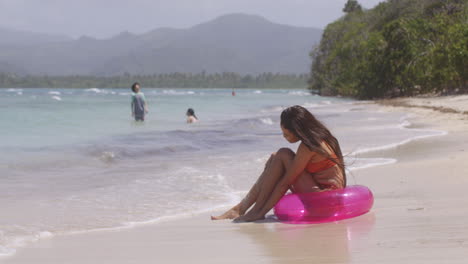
0,88,443,256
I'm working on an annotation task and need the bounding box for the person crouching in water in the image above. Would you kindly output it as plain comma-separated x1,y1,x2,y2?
186,108,198,123
212,105,346,222
131,82,148,121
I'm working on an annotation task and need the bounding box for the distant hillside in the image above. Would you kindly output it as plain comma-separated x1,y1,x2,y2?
310,0,467,99
0,14,322,75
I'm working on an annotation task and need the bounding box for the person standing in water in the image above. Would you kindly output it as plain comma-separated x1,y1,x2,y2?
212,105,346,222
131,82,148,121
186,108,198,123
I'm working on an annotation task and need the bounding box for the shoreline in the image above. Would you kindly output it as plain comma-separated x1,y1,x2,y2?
2,95,468,263
377,95,468,115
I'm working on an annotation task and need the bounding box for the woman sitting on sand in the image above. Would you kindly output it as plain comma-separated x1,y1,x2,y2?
212,105,346,222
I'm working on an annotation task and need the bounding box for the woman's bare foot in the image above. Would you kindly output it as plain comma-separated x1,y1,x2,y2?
211,205,241,220
233,212,265,222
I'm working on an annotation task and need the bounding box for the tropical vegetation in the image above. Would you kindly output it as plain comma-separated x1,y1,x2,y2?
0,72,309,89
309,0,467,99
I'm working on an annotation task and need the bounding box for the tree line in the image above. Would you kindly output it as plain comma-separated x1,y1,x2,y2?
0,72,310,89
309,0,467,99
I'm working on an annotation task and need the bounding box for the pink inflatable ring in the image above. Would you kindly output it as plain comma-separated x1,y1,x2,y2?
274,185,374,224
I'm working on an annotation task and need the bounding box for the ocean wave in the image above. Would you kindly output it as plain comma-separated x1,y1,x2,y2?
260,106,285,113
305,100,333,107
288,90,311,96
351,129,446,155
0,203,230,258
161,90,196,95
259,118,274,125
85,88,102,93
82,128,267,163
0,246,15,258
346,157,397,171
231,116,278,129
51,96,62,101
90,144,200,161
0,171,242,259
344,114,447,156
0,199,242,259
398,116,412,128
48,91,61,95
84,88,117,95
5,88,22,92
302,102,320,108
99,151,116,163
255,154,270,164
0,230,53,258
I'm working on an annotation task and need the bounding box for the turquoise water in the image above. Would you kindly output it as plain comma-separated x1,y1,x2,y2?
0,88,443,257
1,88,321,149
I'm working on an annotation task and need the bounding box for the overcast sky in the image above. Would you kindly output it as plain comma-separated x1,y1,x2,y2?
0,0,383,38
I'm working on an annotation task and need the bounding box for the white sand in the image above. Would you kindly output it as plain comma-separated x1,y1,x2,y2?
404,95,468,113
2,96,468,264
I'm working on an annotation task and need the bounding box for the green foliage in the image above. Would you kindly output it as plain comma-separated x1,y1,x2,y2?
343,0,363,13
310,0,468,99
0,72,310,89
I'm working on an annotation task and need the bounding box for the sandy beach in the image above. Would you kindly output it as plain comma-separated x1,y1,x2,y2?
2,95,468,264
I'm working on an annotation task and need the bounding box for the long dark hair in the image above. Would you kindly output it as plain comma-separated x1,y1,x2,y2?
280,105,346,183
186,108,197,119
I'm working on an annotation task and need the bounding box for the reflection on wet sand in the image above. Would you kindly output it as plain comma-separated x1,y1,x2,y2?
235,213,375,264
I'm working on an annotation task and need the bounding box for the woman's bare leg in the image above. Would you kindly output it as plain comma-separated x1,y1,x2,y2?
211,153,276,220
290,171,321,193
211,148,294,220
238,148,294,218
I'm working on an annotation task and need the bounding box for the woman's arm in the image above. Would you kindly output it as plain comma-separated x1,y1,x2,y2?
239,143,314,221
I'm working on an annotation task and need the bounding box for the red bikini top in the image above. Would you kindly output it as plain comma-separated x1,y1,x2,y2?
306,154,338,173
